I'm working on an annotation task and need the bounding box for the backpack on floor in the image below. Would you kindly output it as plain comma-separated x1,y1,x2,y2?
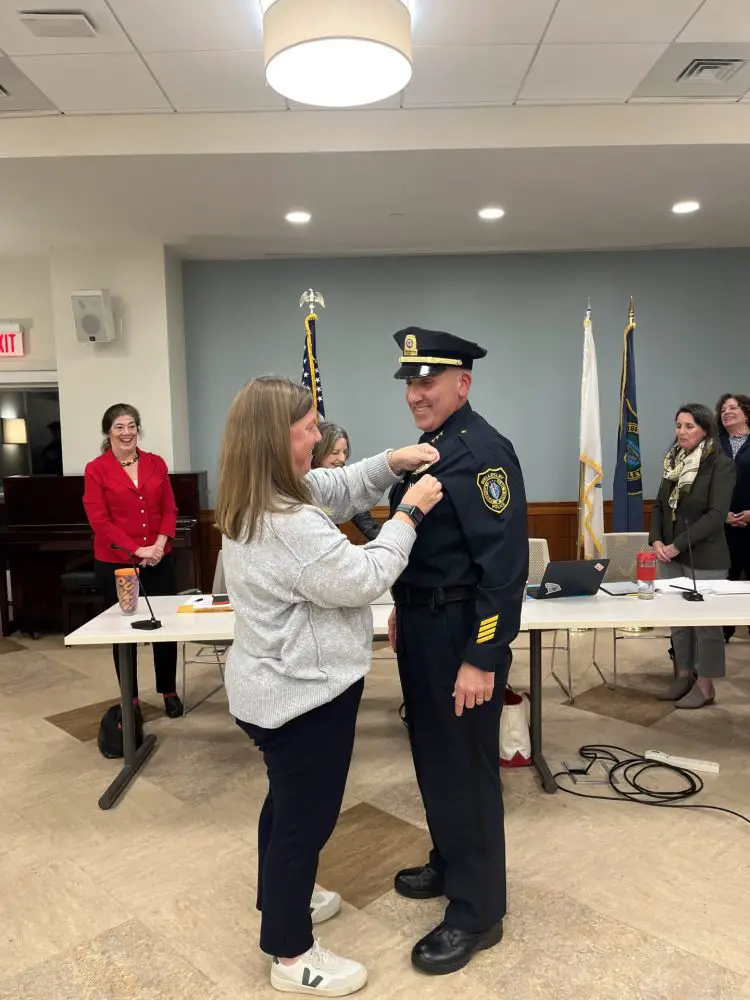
97,704,144,759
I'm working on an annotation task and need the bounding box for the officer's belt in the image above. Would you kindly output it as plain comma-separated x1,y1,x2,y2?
391,585,476,608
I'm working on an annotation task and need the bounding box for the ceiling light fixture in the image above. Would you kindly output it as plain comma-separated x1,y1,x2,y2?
478,206,505,221
285,210,311,225
672,200,700,215
262,0,413,108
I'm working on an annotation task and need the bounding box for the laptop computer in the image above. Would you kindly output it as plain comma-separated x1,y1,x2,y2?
527,559,610,599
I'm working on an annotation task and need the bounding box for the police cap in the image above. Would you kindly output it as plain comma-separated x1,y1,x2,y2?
393,326,487,380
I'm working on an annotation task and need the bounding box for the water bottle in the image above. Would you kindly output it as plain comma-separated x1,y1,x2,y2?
636,551,656,600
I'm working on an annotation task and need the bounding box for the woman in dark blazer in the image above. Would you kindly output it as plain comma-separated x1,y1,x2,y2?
649,403,736,709
716,393,750,642
312,422,382,541
83,403,183,718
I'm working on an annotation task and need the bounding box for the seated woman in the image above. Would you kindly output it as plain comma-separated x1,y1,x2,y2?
649,403,736,709
312,422,382,541
215,375,442,997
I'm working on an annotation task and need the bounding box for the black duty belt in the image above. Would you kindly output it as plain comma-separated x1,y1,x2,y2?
391,585,476,609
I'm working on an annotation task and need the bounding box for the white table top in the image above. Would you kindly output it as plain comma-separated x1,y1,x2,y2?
520,590,750,630
65,595,395,646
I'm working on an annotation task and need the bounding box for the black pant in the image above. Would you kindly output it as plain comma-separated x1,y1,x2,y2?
236,679,364,958
725,528,750,639
95,556,178,698
396,600,506,933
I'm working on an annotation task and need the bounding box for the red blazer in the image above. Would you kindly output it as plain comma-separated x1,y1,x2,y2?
83,449,178,563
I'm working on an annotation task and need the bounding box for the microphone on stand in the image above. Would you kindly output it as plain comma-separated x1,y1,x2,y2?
669,519,704,603
111,544,163,629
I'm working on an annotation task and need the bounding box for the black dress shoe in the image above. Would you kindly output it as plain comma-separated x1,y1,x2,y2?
163,695,184,718
394,863,444,900
412,921,503,975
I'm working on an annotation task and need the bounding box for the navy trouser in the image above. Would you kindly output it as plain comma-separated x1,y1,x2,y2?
396,599,507,933
236,678,364,958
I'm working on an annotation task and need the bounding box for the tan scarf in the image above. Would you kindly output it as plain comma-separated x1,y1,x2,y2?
663,440,705,520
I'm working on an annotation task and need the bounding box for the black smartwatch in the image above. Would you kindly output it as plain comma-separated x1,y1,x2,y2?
396,503,425,526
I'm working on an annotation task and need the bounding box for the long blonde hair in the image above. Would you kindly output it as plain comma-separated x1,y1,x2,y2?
215,376,314,542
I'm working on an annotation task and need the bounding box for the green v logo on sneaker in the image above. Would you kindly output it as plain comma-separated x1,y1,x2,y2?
302,967,324,988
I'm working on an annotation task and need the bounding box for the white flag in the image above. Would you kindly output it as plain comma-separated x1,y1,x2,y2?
579,306,604,558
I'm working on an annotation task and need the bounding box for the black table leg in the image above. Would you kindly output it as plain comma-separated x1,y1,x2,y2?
530,629,557,794
98,644,157,810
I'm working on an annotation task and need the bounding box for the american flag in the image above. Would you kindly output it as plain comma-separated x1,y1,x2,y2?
301,312,325,419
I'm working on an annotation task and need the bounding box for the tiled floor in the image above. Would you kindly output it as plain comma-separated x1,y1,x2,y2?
1,627,750,998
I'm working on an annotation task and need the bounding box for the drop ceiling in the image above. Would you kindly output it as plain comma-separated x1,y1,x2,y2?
0,0,749,116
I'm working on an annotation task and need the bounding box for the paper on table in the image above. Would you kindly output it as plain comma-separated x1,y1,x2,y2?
177,595,233,613
654,577,750,595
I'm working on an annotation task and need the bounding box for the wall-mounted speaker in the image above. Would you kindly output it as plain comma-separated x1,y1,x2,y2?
71,290,116,343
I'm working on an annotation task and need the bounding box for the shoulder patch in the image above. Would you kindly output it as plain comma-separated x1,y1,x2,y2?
477,467,510,514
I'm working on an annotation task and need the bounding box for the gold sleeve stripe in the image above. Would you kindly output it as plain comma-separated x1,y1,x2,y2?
479,615,499,627
476,633,495,645
477,626,497,641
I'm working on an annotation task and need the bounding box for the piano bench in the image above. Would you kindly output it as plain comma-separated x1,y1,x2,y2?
60,570,105,634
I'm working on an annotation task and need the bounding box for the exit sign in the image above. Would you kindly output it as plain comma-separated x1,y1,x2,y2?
0,324,24,357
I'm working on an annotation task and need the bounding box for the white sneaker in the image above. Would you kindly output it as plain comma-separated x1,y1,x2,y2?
271,941,368,997
310,889,342,926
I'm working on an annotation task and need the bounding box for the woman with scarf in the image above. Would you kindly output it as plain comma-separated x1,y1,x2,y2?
649,403,736,709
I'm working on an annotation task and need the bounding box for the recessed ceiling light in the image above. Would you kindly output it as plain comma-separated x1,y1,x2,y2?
478,206,505,221
285,210,311,225
672,200,700,215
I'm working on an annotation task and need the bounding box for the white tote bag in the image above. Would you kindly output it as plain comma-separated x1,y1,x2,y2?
499,686,531,768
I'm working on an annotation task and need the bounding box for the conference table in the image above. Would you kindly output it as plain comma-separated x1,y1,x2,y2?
523,590,750,793
65,596,394,810
66,591,750,808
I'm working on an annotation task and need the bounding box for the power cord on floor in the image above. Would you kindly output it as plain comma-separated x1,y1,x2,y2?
554,744,750,827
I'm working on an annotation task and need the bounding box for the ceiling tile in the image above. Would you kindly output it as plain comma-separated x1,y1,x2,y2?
403,45,535,107
0,0,133,55
12,53,172,112
0,55,58,113
631,41,750,100
146,50,285,111
108,0,264,52
678,0,750,43
545,0,703,44
520,43,667,101
411,0,557,45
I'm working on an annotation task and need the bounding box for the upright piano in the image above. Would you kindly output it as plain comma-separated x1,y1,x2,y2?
0,472,207,636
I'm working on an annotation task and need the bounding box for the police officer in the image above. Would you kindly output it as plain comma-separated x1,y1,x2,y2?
387,326,528,975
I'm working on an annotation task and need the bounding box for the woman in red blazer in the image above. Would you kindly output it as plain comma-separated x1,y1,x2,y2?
83,403,183,718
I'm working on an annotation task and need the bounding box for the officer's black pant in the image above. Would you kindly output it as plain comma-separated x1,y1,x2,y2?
396,600,507,933
95,556,178,697
235,679,364,958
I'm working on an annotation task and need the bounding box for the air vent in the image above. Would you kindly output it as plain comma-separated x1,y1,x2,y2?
677,58,746,85
19,12,96,38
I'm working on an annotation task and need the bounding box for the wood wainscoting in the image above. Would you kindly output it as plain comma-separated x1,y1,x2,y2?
200,501,653,587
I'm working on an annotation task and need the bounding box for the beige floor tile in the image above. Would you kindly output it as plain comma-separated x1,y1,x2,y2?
73,815,246,910
0,649,87,696
0,918,234,1000
460,879,744,1000
0,860,129,979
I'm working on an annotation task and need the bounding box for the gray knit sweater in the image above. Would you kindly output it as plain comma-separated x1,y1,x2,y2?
222,452,415,728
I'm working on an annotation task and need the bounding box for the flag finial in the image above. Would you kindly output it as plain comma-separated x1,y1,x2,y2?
628,296,635,325
299,288,325,315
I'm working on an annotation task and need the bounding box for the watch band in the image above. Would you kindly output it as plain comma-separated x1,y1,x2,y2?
396,503,425,526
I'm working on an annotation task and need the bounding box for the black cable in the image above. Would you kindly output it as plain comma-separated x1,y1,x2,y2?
553,744,750,826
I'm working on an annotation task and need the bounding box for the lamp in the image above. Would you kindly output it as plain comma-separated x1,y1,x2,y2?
262,0,412,108
3,417,27,444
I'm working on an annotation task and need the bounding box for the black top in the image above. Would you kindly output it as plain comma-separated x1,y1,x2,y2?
649,448,736,569
351,509,381,542
389,402,528,673
719,431,750,513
